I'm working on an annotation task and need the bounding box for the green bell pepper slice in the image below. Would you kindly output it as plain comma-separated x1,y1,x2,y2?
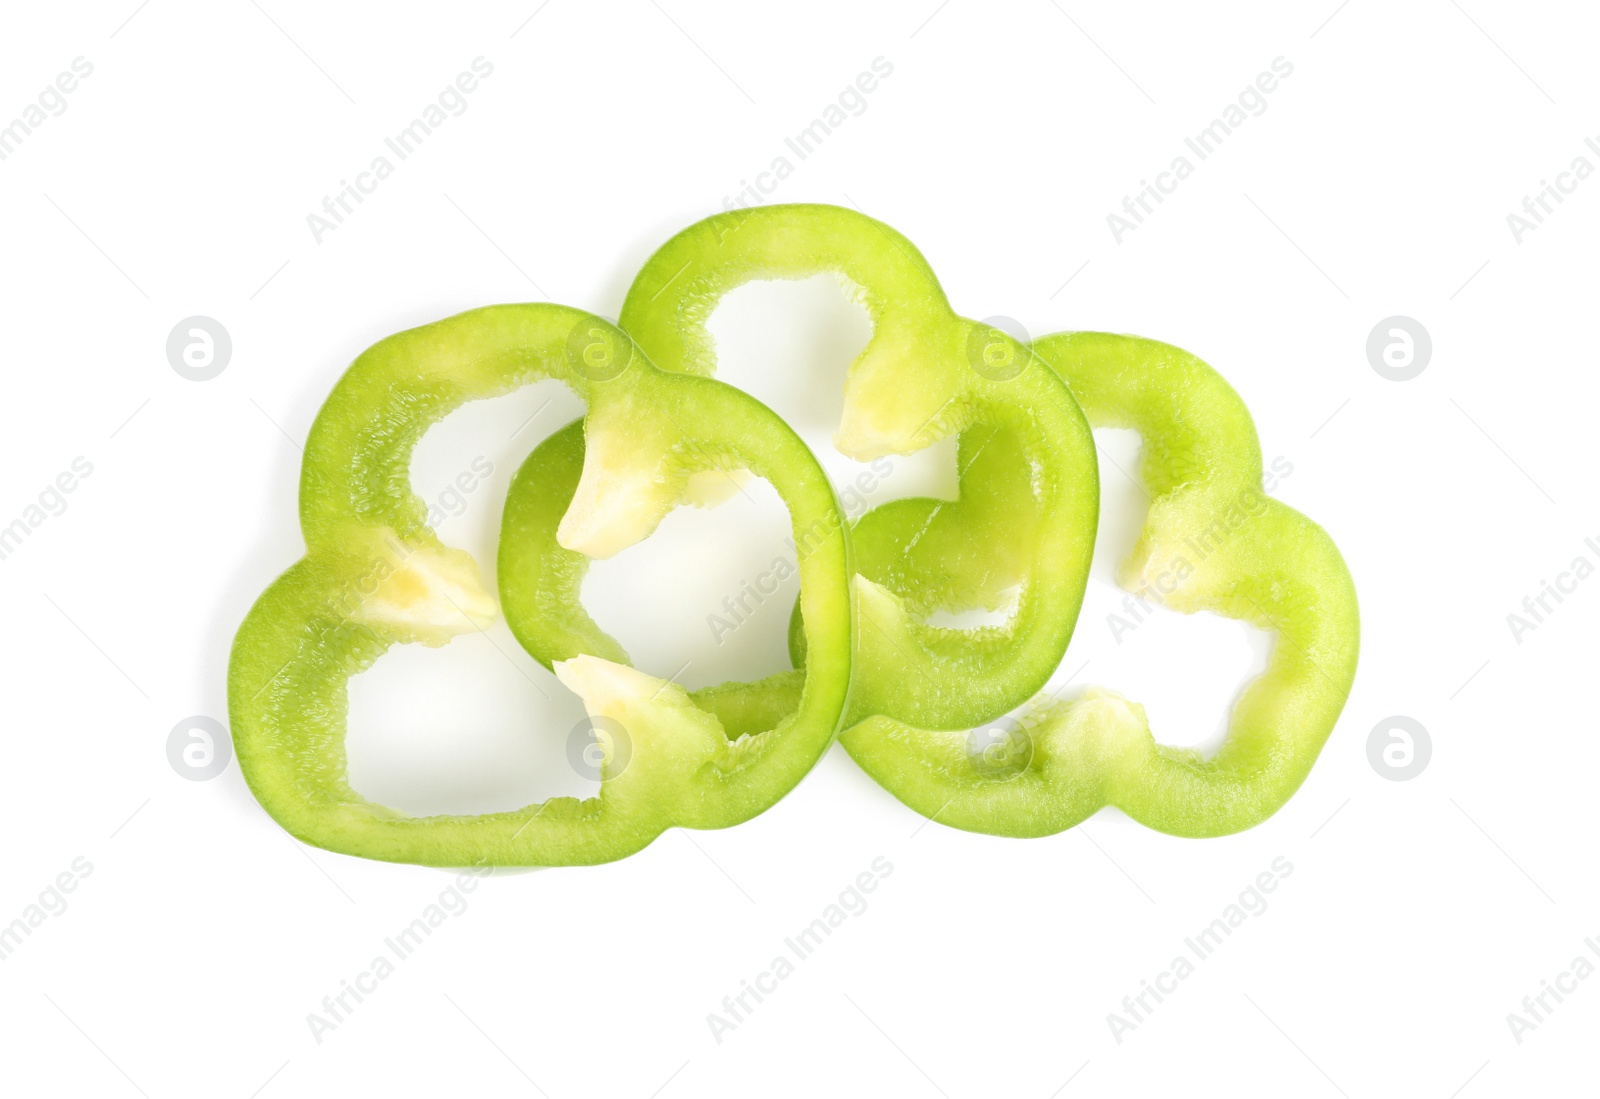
499,204,1099,734
838,333,1360,837
227,305,854,866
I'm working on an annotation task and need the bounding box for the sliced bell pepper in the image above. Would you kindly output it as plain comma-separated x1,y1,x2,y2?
499,204,1099,735
228,305,854,866
837,333,1361,837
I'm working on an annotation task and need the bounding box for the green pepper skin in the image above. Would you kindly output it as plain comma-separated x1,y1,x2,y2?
840,333,1360,837
496,418,811,744
496,208,1355,840
501,204,1099,734
229,305,854,866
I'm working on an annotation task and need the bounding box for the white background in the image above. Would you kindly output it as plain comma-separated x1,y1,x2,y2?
0,1,1593,1095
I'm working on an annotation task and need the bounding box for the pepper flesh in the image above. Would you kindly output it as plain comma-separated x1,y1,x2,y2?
228,305,854,866
500,204,1099,734
836,332,1360,837
495,210,1356,839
